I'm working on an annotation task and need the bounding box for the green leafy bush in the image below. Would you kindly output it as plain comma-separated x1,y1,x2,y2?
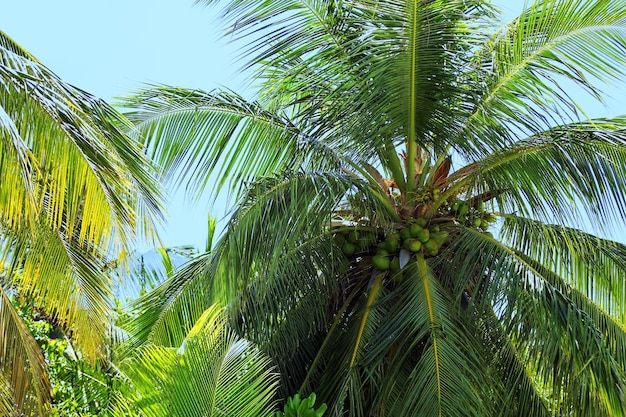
276,393,327,417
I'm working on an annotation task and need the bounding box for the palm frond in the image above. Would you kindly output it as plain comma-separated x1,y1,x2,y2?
376,257,487,417
119,304,279,417
0,30,163,244
0,30,164,360
0,288,51,416
443,227,626,415
123,86,345,201
2,217,114,358
120,251,214,352
459,0,626,155
449,118,626,229
501,216,626,322
297,274,386,417
0,373,16,417
472,307,551,417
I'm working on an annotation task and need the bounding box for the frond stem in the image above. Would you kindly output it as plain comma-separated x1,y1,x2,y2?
298,279,367,393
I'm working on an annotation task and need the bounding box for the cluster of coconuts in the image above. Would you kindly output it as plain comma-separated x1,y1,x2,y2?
333,195,498,274
447,199,496,239
332,229,377,257
374,218,450,271
332,217,449,273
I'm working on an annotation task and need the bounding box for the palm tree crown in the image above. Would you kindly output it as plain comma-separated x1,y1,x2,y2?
125,1,626,416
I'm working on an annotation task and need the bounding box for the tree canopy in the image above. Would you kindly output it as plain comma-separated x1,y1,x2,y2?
125,0,626,416
3,1,626,416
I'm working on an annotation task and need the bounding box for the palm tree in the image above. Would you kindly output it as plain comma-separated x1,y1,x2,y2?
0,31,163,415
123,1,626,415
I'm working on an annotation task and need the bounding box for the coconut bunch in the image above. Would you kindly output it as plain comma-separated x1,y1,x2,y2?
332,151,498,280
332,197,496,279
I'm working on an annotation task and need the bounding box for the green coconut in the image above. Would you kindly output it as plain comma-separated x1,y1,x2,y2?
347,230,359,243
416,228,430,243
403,238,422,252
342,242,358,256
376,248,390,257
333,233,346,246
384,235,400,252
372,255,391,271
409,223,422,238
423,239,439,256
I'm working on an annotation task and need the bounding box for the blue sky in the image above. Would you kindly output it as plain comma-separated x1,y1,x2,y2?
2,1,626,248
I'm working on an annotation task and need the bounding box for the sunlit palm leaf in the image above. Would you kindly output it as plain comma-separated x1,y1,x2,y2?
118,304,279,417
124,86,345,201
0,30,163,363
449,118,626,229
0,374,16,417
121,252,215,351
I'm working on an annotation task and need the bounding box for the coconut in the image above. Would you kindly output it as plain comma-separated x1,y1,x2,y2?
416,228,430,243
372,255,391,271
403,238,422,252
409,223,423,238
423,239,439,256
342,242,357,256
384,236,400,252
333,233,346,246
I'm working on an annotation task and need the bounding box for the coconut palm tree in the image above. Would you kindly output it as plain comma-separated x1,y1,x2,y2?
0,31,163,415
123,1,626,415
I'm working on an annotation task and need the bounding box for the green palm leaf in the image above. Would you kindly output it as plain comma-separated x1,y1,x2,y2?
445,227,626,415
460,0,626,155
1,29,163,415
124,86,344,201
449,118,626,228
118,304,279,417
0,30,163,361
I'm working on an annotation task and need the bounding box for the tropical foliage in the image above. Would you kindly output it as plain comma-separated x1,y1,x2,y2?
122,0,626,416
277,393,328,417
17,301,126,416
0,30,162,414
114,304,279,417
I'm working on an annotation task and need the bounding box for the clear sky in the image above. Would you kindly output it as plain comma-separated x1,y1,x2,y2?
2,1,626,248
